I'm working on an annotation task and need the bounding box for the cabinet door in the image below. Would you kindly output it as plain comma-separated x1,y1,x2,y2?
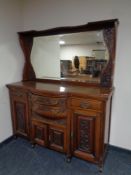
31,121,48,146
72,110,101,162
49,126,67,153
11,98,29,137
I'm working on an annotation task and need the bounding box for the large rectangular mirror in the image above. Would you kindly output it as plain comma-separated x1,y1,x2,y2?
31,30,109,83
18,19,118,87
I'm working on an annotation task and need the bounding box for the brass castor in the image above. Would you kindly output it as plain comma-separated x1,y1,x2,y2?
65,156,71,163
31,144,35,148
14,135,17,139
99,165,103,174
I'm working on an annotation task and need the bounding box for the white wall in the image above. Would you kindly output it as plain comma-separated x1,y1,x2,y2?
60,44,104,60
0,0,24,142
23,0,131,150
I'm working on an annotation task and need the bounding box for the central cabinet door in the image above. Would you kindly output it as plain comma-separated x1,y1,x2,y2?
31,119,67,153
49,125,66,153
72,110,101,162
32,120,48,146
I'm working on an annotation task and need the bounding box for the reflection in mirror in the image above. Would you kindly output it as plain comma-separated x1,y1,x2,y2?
31,30,109,83
31,35,61,78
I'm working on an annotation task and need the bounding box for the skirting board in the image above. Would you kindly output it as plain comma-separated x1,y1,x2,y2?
109,144,131,155
0,136,14,148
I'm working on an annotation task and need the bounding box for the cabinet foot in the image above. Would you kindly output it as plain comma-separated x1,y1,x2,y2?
98,163,103,174
65,156,71,163
31,143,35,148
99,167,103,173
13,135,18,139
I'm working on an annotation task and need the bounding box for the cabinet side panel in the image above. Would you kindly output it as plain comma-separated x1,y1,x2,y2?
8,88,29,138
15,102,27,133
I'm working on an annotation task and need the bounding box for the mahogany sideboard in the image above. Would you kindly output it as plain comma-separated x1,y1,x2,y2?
7,81,113,170
7,19,118,172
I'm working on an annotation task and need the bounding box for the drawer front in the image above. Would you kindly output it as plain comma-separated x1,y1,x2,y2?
31,94,66,107
70,98,102,111
32,103,67,118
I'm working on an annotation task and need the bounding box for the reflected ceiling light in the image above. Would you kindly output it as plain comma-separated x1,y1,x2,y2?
96,32,100,37
59,40,65,45
60,87,65,92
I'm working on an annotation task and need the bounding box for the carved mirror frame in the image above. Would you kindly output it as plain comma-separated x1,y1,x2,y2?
18,19,118,87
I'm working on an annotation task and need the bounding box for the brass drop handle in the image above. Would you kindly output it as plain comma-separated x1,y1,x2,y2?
80,102,91,109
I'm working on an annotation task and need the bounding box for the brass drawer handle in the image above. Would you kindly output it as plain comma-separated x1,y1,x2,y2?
80,102,91,109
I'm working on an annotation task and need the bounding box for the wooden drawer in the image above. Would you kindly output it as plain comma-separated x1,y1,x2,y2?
69,98,102,111
32,103,67,118
31,94,66,107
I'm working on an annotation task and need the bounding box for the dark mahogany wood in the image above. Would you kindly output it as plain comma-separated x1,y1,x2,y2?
19,35,36,80
72,112,101,163
49,125,67,153
31,120,48,146
18,19,118,87
8,87,30,138
7,81,113,170
7,19,118,172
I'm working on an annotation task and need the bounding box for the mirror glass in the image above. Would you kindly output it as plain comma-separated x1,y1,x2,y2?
31,30,109,83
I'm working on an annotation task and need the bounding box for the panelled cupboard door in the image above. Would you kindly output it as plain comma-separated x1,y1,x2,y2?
72,110,101,162
31,121,48,146
10,95,29,137
49,125,67,153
